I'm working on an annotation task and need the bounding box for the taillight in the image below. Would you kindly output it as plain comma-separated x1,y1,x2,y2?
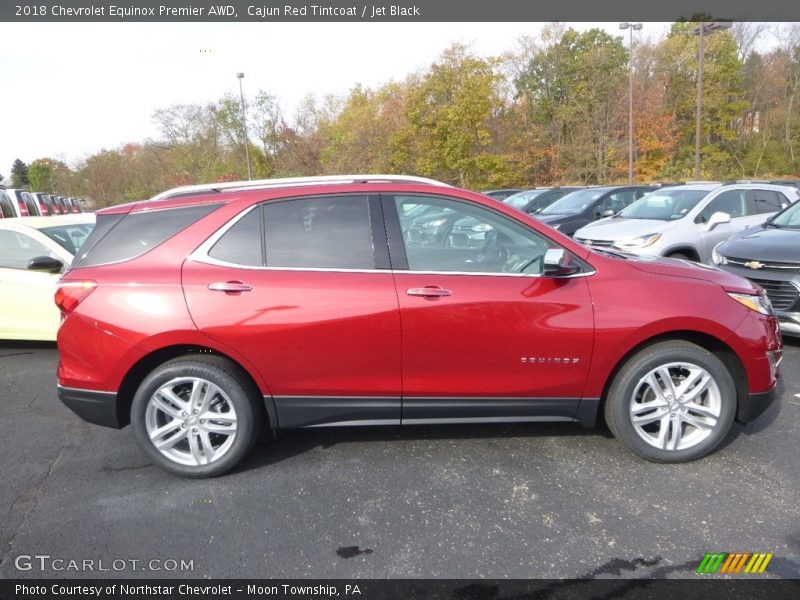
55,281,96,314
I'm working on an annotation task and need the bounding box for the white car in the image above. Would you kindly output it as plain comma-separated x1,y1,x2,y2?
573,183,799,263
0,214,95,341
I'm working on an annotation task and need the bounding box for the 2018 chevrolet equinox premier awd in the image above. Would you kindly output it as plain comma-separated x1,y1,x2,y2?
55,175,783,478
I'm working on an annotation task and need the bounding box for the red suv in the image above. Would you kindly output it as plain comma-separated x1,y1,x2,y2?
56,176,783,477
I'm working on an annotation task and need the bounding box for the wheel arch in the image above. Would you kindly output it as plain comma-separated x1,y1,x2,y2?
115,345,276,429
596,330,748,427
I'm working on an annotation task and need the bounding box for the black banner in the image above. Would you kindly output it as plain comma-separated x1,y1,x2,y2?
3,579,800,600
3,0,800,22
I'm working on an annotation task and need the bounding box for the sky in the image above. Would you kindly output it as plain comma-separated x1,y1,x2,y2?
0,21,779,180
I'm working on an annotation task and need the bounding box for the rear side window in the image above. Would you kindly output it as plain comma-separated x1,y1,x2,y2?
72,204,220,268
0,192,14,218
748,190,787,215
208,207,263,266
21,192,38,215
263,195,375,269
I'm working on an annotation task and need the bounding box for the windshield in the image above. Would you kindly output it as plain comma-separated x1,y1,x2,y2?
503,190,546,209
618,189,709,221
540,188,608,215
40,223,95,255
770,200,800,229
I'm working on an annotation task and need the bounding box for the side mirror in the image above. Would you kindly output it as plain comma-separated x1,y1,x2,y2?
543,248,581,277
706,211,732,231
27,255,64,273
601,209,616,218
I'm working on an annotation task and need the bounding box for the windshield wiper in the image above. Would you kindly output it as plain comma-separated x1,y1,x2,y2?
765,221,782,228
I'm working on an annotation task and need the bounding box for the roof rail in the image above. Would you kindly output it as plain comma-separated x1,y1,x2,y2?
150,174,450,201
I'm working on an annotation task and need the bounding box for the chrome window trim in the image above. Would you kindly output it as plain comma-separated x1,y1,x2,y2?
190,199,597,279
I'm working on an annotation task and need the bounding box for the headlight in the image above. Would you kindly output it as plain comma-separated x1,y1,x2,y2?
728,292,773,315
471,223,492,232
711,243,727,265
421,219,447,229
551,224,561,231
612,233,661,250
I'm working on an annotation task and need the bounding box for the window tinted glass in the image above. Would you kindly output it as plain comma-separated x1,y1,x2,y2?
263,195,375,269
393,195,554,275
698,190,747,223
0,230,58,269
0,192,14,218
40,223,95,255
208,207,263,266
73,204,220,268
749,190,786,215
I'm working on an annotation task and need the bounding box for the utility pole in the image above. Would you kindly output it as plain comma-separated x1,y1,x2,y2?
620,22,642,183
236,72,252,180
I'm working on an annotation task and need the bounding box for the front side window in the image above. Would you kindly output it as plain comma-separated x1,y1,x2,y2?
697,190,748,223
0,230,58,269
393,195,555,275
263,195,375,270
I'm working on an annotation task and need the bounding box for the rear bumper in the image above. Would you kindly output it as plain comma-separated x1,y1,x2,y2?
58,385,122,428
737,384,780,424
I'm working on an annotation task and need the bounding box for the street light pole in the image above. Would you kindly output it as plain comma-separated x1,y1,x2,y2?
691,22,731,180
236,72,252,180
620,22,642,184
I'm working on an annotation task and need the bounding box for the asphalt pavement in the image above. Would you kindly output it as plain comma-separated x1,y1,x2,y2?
1,339,798,579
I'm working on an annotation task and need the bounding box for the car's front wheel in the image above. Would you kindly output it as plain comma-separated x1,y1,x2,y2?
130,356,262,478
604,341,736,463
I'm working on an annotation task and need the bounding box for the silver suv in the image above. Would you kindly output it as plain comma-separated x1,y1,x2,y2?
573,183,799,263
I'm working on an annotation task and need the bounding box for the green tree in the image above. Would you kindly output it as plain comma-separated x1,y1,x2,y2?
407,44,507,187
514,27,628,183
10,159,30,187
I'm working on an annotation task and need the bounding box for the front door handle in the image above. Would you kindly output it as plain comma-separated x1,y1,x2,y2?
208,281,253,294
407,286,452,298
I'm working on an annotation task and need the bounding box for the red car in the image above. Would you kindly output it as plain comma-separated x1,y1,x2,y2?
56,176,782,477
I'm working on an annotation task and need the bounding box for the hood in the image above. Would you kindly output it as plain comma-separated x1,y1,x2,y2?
536,213,571,225
574,218,672,241
718,225,800,263
618,253,758,294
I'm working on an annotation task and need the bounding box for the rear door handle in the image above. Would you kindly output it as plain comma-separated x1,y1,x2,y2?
407,286,452,298
208,281,253,294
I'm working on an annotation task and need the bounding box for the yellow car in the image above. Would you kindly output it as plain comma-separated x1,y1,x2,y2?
0,214,95,341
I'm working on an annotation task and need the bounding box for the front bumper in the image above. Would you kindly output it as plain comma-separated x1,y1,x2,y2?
737,383,780,424
58,385,123,428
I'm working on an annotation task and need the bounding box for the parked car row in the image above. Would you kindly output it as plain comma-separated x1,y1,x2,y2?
0,188,84,218
48,175,783,478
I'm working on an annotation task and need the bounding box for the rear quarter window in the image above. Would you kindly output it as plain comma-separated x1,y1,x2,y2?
72,204,220,268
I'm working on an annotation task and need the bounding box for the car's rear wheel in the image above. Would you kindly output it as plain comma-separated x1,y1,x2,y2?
130,356,261,478
604,341,736,463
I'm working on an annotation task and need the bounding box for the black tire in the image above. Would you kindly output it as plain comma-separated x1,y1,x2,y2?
667,252,692,261
130,355,263,478
604,341,736,463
